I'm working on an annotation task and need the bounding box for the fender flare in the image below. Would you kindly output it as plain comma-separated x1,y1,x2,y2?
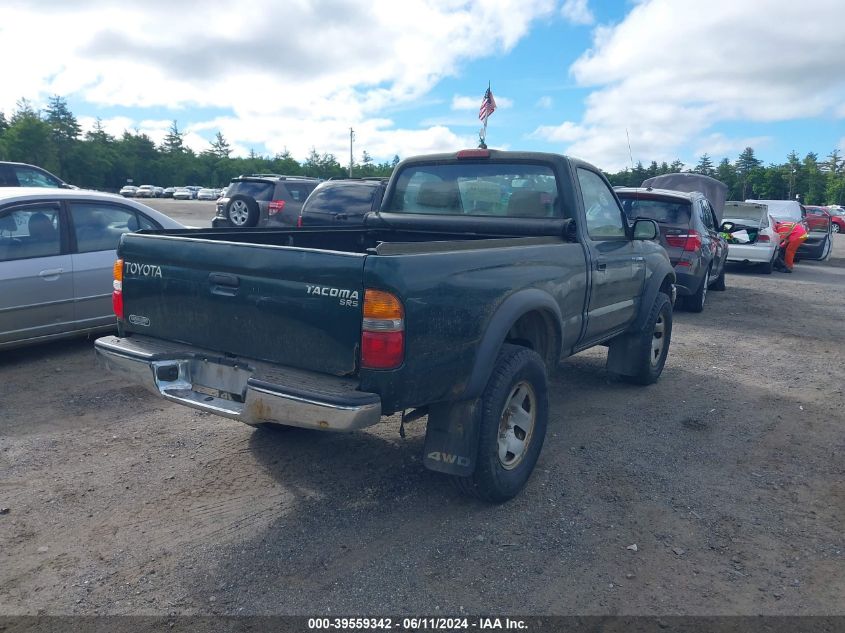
460,288,562,400
633,263,676,331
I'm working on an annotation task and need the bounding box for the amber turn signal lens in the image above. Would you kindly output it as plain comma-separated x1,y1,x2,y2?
113,258,123,282
363,289,403,320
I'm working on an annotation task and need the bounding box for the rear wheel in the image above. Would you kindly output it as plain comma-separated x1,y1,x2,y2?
711,267,726,291
683,267,709,313
453,344,548,503
760,250,776,274
833,223,840,234
226,195,259,227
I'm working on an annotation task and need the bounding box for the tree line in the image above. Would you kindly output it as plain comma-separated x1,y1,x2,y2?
0,96,399,190
0,95,843,204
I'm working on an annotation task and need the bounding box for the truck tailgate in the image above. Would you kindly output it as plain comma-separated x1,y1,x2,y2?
118,234,365,376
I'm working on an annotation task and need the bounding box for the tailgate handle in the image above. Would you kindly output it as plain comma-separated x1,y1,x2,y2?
209,272,239,296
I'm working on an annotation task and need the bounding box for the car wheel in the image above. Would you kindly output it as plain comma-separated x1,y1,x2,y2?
833,223,840,234
683,267,709,313
711,267,726,291
226,195,259,227
617,291,673,386
453,344,548,503
760,251,776,274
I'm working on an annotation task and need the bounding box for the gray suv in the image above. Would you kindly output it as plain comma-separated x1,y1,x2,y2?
212,175,320,228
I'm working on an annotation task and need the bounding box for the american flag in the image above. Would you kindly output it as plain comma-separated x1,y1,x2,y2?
478,86,497,121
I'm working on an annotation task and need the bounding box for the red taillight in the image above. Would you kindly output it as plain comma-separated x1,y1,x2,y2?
112,258,124,319
457,149,490,159
361,289,404,369
268,199,286,216
757,234,770,242
297,215,303,228
665,230,701,252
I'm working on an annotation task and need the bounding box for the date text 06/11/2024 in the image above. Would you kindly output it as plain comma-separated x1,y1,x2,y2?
307,617,528,630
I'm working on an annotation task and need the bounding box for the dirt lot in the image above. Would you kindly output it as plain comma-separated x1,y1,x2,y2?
1,228,843,616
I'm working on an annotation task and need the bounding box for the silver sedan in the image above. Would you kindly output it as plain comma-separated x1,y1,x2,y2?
0,188,184,350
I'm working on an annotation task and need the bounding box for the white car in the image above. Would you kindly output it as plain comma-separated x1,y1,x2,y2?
723,201,778,273
135,185,156,198
172,187,193,200
119,185,138,198
197,188,217,200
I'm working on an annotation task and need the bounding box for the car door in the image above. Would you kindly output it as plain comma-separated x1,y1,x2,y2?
68,201,157,329
700,199,726,276
0,202,74,346
798,208,832,261
577,168,645,340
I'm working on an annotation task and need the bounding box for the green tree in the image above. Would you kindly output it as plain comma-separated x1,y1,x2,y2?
4,99,57,170
207,131,231,159
735,147,762,199
161,120,184,154
693,154,715,177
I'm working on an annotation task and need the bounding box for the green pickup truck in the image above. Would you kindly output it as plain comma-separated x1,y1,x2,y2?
95,150,676,501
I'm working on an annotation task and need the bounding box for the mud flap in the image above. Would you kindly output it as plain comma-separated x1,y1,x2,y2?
423,399,480,477
606,332,640,377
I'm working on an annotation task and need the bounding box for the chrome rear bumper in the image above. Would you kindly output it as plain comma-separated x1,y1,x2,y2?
94,335,381,431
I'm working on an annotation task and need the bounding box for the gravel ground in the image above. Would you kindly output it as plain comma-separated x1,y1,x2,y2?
1,228,843,616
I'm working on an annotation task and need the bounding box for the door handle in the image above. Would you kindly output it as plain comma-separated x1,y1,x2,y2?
209,272,239,297
39,268,64,278
596,262,607,271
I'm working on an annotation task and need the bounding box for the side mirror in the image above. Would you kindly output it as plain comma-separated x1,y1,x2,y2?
562,217,577,242
633,218,659,240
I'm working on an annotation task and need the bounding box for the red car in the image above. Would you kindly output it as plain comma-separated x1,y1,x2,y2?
825,206,845,233
804,206,833,232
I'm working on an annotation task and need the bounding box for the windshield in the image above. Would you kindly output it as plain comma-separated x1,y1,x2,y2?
618,196,691,227
386,162,559,218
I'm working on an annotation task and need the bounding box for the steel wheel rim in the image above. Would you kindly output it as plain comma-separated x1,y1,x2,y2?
833,224,840,233
651,312,666,366
229,200,249,226
497,380,536,470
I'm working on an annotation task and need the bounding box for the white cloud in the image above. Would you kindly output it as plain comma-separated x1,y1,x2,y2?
535,96,553,109
561,0,594,25
0,0,553,161
452,94,513,111
693,134,773,161
532,0,845,170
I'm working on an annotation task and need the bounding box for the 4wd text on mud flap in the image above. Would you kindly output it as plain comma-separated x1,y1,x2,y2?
124,262,162,278
427,451,471,467
306,285,359,307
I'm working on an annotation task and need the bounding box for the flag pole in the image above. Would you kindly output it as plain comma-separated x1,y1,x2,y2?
479,81,491,149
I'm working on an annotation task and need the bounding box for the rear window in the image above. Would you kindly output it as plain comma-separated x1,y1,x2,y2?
303,183,380,216
229,181,274,201
723,204,767,224
619,197,691,226
386,163,559,218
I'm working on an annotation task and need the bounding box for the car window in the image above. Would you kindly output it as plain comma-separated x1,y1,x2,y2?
303,184,378,216
619,197,691,228
285,183,317,202
700,201,716,231
388,163,559,218
0,205,62,261
577,168,626,239
70,203,145,253
14,166,62,188
0,164,17,186
230,181,274,201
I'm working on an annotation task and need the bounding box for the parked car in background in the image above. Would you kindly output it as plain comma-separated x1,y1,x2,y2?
747,199,832,261
213,175,320,228
197,188,218,200
162,187,177,198
298,178,387,227
135,185,156,198
119,185,138,198
172,187,194,200
826,206,845,233
0,161,76,189
153,186,165,198
804,205,830,232
721,202,779,273
0,188,183,350
617,184,727,312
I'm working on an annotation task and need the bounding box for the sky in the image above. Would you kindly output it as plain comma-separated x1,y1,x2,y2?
1,0,843,172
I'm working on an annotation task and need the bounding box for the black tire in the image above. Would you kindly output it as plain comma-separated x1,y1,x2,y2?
453,344,548,503
226,195,259,227
760,251,775,274
620,291,673,386
683,266,709,313
711,267,726,291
